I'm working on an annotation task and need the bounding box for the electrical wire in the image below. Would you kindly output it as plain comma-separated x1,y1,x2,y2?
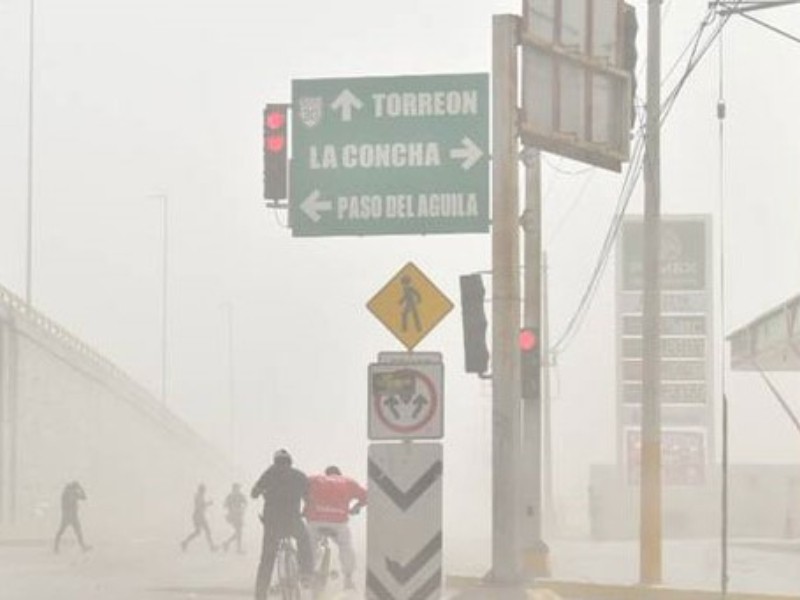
717,26,730,598
739,10,800,44
269,203,290,228
543,155,595,176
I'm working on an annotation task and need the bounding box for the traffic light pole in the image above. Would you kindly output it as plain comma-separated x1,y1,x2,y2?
542,252,555,538
521,147,549,577
640,0,663,585
491,13,522,585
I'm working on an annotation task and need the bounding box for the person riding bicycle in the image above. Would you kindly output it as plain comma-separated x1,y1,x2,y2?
304,465,367,591
251,449,313,600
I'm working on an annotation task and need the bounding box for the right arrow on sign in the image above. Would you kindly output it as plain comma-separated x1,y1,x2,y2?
449,136,483,170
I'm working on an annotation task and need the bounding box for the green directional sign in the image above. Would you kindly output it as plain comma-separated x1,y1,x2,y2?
289,73,489,237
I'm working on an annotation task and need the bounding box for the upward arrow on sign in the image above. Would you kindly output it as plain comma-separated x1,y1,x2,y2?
330,89,364,122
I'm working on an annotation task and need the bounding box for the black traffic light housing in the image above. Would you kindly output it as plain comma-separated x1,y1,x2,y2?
263,103,289,200
459,274,490,375
519,327,541,399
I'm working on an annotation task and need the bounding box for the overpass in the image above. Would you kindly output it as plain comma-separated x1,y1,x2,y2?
0,282,232,540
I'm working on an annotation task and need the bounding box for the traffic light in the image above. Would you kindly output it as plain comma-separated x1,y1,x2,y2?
519,327,540,399
263,104,288,200
459,274,489,375
622,3,638,127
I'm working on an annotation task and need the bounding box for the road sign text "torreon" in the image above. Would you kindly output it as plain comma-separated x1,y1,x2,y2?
290,73,489,237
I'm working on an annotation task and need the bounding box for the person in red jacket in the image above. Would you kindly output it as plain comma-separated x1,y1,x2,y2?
304,465,367,590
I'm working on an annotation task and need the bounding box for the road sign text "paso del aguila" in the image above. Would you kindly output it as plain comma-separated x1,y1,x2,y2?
290,73,489,237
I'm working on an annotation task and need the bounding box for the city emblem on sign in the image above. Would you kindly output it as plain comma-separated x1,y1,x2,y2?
298,96,323,128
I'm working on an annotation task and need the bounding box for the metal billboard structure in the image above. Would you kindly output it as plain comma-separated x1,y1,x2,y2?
729,292,800,371
521,0,633,172
616,215,715,485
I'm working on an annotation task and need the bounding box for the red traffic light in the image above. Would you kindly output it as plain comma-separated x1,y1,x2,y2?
518,328,538,351
265,134,285,153
265,110,286,130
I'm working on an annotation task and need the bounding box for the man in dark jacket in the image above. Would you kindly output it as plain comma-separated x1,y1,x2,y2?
54,481,90,553
251,449,313,600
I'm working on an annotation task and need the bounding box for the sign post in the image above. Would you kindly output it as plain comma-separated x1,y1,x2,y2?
367,443,443,600
290,73,489,237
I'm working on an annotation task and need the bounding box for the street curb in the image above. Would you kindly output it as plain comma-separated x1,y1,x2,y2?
541,580,800,600
446,576,800,600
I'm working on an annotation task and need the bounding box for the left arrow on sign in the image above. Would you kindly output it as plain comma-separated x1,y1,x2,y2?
300,190,332,222
330,89,364,122
449,137,483,170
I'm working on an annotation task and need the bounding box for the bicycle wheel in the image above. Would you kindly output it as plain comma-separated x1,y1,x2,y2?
276,542,302,600
312,542,331,599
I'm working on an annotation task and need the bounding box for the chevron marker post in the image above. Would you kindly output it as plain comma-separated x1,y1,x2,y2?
367,443,443,600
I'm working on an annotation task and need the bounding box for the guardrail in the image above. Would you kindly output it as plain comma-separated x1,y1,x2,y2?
0,282,227,467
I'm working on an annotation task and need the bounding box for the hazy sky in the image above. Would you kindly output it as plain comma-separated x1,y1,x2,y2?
1,0,799,539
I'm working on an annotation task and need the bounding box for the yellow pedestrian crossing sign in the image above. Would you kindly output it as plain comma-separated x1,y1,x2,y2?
367,262,454,351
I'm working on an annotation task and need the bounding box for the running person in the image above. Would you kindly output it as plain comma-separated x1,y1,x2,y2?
251,449,313,600
304,466,367,590
53,481,91,553
222,483,247,553
181,483,217,552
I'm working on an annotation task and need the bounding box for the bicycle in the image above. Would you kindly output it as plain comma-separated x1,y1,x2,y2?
311,527,339,599
310,505,363,597
272,536,302,600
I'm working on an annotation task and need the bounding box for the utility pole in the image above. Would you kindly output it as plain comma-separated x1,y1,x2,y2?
521,147,549,576
25,0,36,305
542,252,555,537
161,195,169,405
491,13,522,584
640,0,663,585
223,302,236,465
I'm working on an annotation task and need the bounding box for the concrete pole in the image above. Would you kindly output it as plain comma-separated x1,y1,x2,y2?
25,0,36,306
542,252,555,537
8,321,18,523
223,303,236,465
521,147,549,577
640,0,663,585
161,195,169,405
491,13,522,584
0,321,5,523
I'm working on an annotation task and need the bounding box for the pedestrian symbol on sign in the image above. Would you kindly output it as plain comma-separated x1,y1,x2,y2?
367,262,453,351
400,276,422,333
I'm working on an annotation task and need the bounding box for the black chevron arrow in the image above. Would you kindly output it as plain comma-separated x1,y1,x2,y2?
410,569,442,600
368,459,442,511
385,532,442,584
367,569,396,600
366,568,442,600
